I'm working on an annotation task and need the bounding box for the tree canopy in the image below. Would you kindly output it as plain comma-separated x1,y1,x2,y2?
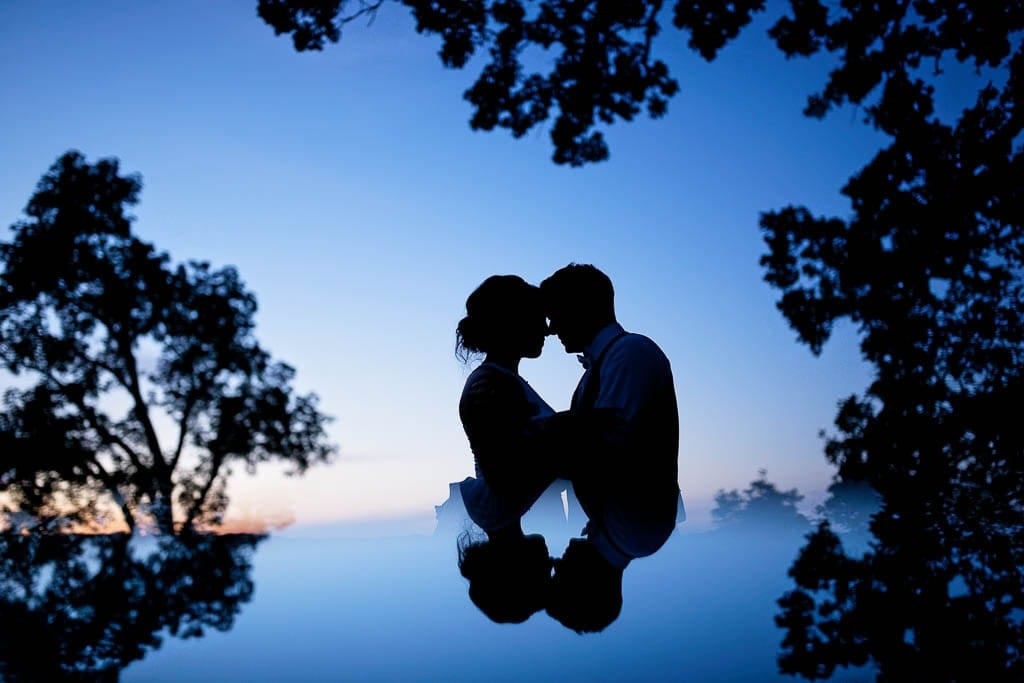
0,151,335,534
257,1,1022,164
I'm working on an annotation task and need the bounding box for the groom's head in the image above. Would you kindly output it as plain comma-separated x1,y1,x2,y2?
540,264,616,354
546,538,623,633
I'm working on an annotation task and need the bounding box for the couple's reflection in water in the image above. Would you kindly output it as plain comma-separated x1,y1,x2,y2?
443,477,684,633
0,531,263,681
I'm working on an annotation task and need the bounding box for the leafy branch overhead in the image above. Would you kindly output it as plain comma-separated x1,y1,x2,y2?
0,151,336,534
257,1,1022,165
261,0,686,165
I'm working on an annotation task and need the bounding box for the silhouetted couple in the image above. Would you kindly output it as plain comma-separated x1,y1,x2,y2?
454,264,683,632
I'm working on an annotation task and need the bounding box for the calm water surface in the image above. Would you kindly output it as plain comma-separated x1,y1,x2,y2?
113,518,872,683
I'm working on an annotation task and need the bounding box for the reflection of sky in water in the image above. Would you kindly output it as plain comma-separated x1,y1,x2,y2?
121,518,874,682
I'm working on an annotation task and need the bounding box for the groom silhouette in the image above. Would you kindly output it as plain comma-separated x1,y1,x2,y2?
540,263,683,631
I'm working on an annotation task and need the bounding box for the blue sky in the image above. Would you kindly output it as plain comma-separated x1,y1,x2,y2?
0,1,883,530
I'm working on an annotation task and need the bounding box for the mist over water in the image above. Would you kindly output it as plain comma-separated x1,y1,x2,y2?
115,502,875,683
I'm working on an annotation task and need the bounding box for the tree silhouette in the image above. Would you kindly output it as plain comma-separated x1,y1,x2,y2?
711,469,810,534
753,7,1022,678
256,2,1021,165
758,9,1024,678
814,479,880,541
0,152,335,534
0,532,263,681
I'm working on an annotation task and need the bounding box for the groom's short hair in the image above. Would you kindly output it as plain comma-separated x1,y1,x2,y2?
546,539,623,633
540,263,615,319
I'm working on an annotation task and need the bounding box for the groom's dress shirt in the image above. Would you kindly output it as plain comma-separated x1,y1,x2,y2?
572,323,665,419
571,322,683,568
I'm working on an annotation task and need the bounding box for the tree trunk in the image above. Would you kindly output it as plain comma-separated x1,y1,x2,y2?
152,480,176,535
117,498,136,535
183,453,225,532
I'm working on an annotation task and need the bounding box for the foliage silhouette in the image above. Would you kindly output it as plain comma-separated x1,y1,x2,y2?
0,532,263,682
256,2,1022,164
756,8,1024,679
813,479,880,543
0,151,335,534
711,469,810,535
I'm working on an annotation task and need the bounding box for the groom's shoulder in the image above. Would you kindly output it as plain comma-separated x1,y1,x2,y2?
613,332,671,368
619,331,667,355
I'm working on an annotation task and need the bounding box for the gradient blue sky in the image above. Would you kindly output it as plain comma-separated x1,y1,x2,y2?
1,1,883,530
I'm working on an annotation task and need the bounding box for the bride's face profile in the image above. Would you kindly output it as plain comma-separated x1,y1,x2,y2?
493,283,547,361
517,304,548,359
489,302,546,361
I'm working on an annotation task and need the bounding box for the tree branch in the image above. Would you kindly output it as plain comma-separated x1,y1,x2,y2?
339,0,385,27
39,368,147,473
84,456,136,532
169,392,198,473
80,405,146,472
120,335,166,471
183,452,226,530
66,314,131,387
642,0,664,61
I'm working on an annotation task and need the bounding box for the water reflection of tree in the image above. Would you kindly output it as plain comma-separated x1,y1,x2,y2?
778,480,1024,681
0,532,263,682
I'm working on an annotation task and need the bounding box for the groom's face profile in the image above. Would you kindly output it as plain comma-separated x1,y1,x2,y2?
545,305,589,354
540,263,615,355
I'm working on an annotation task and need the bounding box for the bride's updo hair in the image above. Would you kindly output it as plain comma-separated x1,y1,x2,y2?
456,275,539,361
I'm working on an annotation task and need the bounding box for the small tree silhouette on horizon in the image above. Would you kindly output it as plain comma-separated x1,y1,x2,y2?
711,469,809,533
